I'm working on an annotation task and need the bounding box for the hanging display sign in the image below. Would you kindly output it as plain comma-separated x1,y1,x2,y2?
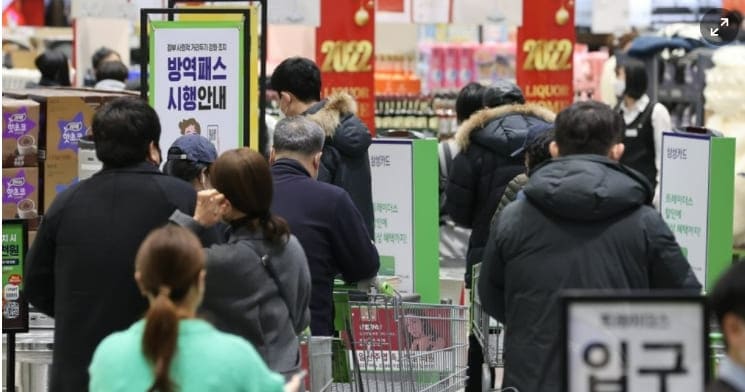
516,0,575,113
2,219,29,333
369,139,438,302
149,20,245,156
562,293,709,392
659,131,735,290
316,0,376,133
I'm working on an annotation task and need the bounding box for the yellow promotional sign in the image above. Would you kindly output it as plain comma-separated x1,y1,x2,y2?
176,4,260,151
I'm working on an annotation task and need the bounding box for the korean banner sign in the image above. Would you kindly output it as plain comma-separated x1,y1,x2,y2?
3,220,28,332
563,293,708,392
516,0,575,113
149,20,244,157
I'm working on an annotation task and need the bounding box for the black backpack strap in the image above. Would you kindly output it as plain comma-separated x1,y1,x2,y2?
246,240,296,326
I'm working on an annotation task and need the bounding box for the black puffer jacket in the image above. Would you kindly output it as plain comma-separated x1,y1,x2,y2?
478,155,701,392
307,93,374,239
445,103,555,285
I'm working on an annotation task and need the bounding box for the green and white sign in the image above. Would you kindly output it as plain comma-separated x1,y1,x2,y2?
2,220,28,332
660,132,735,290
149,20,244,156
370,139,439,303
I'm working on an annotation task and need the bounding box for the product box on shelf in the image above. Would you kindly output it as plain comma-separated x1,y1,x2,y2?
2,98,40,168
3,88,132,212
2,167,40,223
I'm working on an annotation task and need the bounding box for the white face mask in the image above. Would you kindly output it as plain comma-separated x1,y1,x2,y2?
614,79,626,98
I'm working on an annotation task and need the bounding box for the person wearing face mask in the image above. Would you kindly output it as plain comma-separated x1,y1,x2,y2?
615,59,672,201
270,57,375,240
269,116,380,336
163,135,227,245
709,261,745,392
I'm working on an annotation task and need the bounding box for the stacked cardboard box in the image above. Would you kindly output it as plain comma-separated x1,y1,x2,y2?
4,88,134,214
2,98,41,230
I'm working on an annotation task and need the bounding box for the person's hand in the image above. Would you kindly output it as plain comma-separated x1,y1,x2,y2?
283,370,306,392
194,189,227,227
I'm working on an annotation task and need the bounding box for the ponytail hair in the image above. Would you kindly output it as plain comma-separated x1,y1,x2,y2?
135,225,206,392
260,213,290,246
211,148,291,246
143,287,179,392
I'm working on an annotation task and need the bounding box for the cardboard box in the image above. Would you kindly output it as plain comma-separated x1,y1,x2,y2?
2,167,40,222
2,98,40,167
3,88,132,212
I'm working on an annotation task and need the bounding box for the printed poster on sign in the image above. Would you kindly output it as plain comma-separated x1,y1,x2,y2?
563,295,707,392
2,220,28,332
659,133,710,285
348,306,456,371
369,141,414,293
150,21,244,158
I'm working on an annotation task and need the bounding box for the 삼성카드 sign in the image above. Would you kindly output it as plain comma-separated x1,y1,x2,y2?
149,20,244,157
562,293,708,392
2,219,29,332
369,139,439,302
659,132,735,290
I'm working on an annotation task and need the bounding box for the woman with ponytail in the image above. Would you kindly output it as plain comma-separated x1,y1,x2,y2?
89,225,300,391
169,147,312,378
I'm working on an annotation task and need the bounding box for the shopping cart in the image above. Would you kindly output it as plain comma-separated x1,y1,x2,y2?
302,283,469,391
470,263,505,391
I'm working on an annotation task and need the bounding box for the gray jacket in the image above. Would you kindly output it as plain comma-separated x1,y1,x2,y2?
171,211,311,376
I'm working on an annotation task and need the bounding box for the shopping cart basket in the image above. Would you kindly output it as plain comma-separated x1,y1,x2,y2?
305,284,468,392
470,264,505,390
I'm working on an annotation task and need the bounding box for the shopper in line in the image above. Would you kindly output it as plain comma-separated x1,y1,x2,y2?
163,134,226,245
478,101,701,392
29,50,71,87
25,97,196,392
89,225,300,392
708,261,745,392
445,80,555,289
93,60,129,91
615,58,672,199
269,116,379,336
271,57,375,239
84,46,121,87
439,82,483,267
170,148,311,377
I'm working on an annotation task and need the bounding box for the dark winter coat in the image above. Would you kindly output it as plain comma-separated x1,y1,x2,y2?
478,154,701,392
445,103,555,285
170,210,311,376
24,162,196,392
271,159,379,336
307,93,375,239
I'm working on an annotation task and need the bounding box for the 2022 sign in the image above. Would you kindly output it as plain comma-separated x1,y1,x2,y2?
522,39,573,72
319,40,373,73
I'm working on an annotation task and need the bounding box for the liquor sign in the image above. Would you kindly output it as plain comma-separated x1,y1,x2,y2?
516,0,575,113
149,20,245,156
659,132,735,290
2,219,29,332
563,293,709,392
316,0,376,133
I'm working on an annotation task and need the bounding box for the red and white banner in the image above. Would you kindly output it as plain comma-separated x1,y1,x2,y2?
516,0,576,113
316,0,376,133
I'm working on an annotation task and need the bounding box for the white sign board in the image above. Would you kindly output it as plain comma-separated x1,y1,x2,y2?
659,133,710,286
369,141,414,293
267,0,320,26
150,21,243,158
452,0,522,27
565,295,707,392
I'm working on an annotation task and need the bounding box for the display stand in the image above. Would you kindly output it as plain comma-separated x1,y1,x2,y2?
659,129,736,290
369,138,439,303
2,219,30,391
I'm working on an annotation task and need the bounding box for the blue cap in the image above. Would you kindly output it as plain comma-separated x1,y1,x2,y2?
167,135,218,164
510,122,554,158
